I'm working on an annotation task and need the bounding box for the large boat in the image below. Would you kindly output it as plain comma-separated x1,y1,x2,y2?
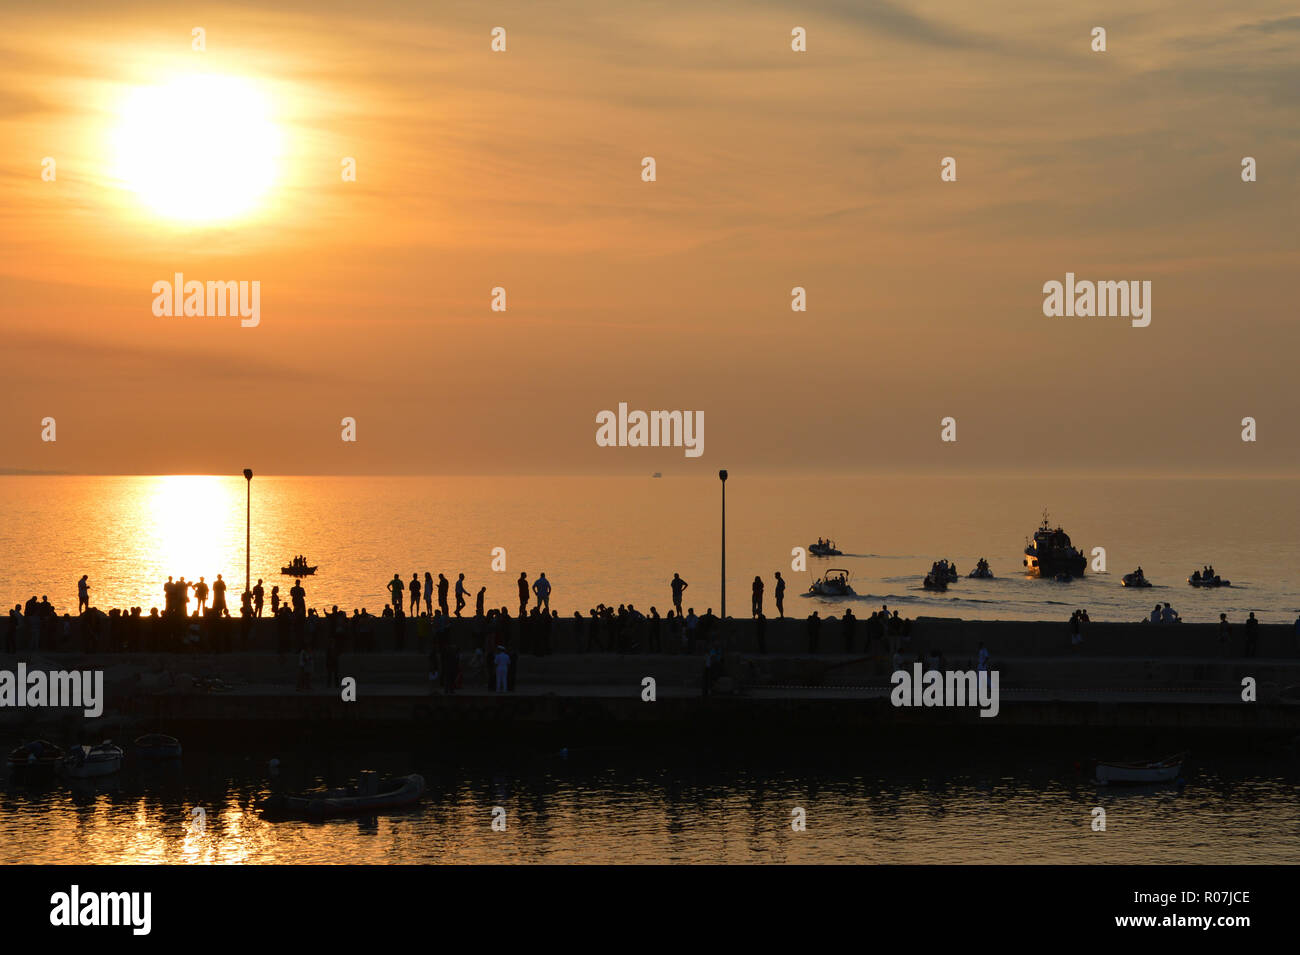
807,569,854,597
259,772,426,819
1095,753,1185,785
1023,513,1086,579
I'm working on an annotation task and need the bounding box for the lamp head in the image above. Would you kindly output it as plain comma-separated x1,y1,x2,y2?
243,468,254,481
718,469,728,482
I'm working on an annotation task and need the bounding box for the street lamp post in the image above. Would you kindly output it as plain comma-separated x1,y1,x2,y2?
719,469,728,619
243,468,253,595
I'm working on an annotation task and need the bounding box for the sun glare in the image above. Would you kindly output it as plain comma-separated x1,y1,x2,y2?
113,74,280,223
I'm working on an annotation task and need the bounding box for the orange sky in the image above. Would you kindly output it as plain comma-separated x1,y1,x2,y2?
1,0,1297,475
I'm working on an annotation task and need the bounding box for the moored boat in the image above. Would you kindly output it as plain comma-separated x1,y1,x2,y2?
134,733,182,759
7,739,65,777
258,772,425,819
807,569,855,597
61,742,124,779
1095,753,1185,785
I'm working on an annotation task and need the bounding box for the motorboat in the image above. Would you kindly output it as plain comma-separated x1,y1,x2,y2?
281,556,317,577
7,739,65,777
929,559,958,583
809,539,843,558
807,569,855,597
61,742,124,779
922,573,948,591
134,733,182,759
1188,569,1230,588
1024,511,1086,578
1122,569,1151,588
258,772,426,819
967,559,994,579
1095,753,1185,785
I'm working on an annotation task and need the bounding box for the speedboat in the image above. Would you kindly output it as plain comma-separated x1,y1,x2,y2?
281,559,317,577
258,772,426,819
809,540,843,558
1122,570,1151,588
807,569,855,597
922,573,948,591
61,742,124,779
1023,511,1087,578
7,739,65,777
1188,570,1230,588
134,733,182,759
967,560,994,579
1095,753,1185,785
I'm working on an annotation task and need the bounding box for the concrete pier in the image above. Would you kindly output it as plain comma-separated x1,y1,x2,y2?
3,616,1298,744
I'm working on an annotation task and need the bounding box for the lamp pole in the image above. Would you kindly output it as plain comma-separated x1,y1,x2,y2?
719,469,728,619
243,468,253,595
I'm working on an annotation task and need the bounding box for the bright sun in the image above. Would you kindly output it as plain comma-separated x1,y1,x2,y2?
114,74,280,223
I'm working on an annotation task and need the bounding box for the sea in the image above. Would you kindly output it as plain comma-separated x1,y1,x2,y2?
2,743,1299,864
1,473,1296,625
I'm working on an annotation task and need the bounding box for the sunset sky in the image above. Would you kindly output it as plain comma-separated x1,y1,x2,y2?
2,0,1297,476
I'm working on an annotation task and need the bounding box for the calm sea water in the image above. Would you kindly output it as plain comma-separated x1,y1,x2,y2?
0,474,1297,625
2,745,1298,864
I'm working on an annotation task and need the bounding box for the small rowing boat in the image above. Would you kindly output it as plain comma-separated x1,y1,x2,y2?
7,739,65,777
1095,752,1185,785
259,772,425,819
61,742,124,779
134,733,183,759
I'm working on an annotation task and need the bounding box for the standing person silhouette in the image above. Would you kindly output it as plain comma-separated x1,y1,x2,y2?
195,577,209,615
517,573,530,617
252,579,264,618
77,575,90,614
437,574,450,616
424,572,434,616
774,572,786,619
476,586,486,617
388,573,404,614
671,573,688,616
533,573,552,612
409,574,421,615
270,585,280,615
454,573,469,618
212,575,228,617
751,576,764,617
